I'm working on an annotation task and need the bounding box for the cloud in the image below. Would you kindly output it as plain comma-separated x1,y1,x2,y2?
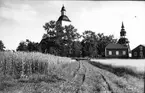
0,1,37,23
0,1,145,50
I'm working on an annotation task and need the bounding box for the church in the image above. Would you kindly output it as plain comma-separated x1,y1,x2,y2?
39,5,145,59
39,5,71,54
105,22,130,58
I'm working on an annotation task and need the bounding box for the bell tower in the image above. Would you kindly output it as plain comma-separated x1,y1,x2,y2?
117,22,130,50
120,22,126,38
56,5,71,27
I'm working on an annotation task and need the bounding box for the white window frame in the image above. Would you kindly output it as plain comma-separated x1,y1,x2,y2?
109,51,112,55
122,51,126,55
116,51,119,55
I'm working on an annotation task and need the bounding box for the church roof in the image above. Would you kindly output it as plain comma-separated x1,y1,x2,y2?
57,15,71,22
106,43,128,49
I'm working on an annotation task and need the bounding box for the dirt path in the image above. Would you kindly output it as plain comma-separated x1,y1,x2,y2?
59,61,116,93
58,60,144,93
59,61,87,93
2,60,143,93
81,61,115,93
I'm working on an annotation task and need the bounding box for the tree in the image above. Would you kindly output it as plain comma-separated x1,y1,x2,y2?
43,20,56,38
71,41,82,57
0,40,5,51
40,20,81,56
16,39,39,52
62,25,81,56
16,41,28,51
27,41,39,52
81,31,117,58
81,31,98,58
41,21,64,55
64,25,81,41
96,33,117,57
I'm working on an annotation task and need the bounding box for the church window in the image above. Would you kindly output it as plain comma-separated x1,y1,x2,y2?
123,51,126,55
116,51,119,55
109,51,112,55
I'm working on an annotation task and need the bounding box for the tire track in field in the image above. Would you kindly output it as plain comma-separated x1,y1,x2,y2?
59,61,87,93
73,61,87,93
75,61,87,93
82,60,115,93
76,61,86,84
60,60,115,93
100,74,114,93
72,61,81,78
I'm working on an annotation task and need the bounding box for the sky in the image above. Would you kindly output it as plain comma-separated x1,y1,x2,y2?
0,0,145,50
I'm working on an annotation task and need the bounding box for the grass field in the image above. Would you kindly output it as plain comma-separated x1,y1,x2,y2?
91,59,145,72
0,51,144,93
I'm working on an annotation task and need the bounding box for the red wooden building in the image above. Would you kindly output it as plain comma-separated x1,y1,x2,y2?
132,45,145,59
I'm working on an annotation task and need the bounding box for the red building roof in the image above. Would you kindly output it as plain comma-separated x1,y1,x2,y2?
132,44,145,51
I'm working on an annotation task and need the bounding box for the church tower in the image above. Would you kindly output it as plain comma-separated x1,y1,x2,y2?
117,22,130,50
56,5,71,27
120,22,126,38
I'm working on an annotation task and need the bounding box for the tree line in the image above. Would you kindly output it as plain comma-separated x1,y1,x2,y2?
1,20,117,58
0,40,5,51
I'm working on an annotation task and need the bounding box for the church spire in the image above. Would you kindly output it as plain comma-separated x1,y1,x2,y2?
120,22,126,37
118,22,129,48
121,21,124,29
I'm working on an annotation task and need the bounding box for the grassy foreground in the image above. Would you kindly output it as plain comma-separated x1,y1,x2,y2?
0,51,144,93
0,51,73,92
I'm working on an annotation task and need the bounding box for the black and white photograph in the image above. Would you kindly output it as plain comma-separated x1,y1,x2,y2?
0,0,144,93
